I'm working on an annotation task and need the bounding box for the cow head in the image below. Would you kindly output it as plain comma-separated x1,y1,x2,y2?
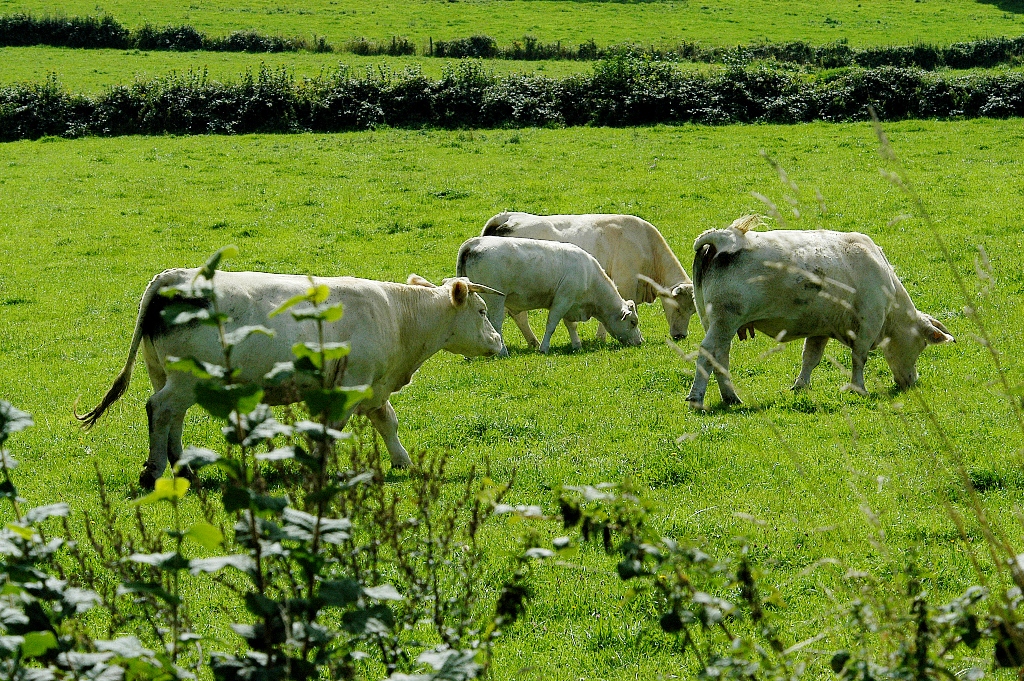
662,282,696,340
883,311,955,389
606,299,643,347
409,275,504,357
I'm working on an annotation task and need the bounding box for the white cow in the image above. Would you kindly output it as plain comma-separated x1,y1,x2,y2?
456,236,643,355
77,270,504,488
482,212,696,343
686,216,954,408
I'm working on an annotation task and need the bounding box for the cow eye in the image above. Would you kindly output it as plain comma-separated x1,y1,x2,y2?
479,308,487,316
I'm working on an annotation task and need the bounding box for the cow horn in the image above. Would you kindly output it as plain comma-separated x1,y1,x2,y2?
467,283,505,297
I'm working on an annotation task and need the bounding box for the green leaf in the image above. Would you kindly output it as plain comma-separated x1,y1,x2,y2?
189,555,255,576
223,325,275,347
21,631,57,658
166,356,225,380
161,302,211,327
197,244,239,281
321,342,350,361
6,523,33,540
175,446,220,471
303,385,373,421
269,292,312,318
0,401,33,441
222,486,251,513
309,284,330,304
185,522,223,551
195,383,264,419
363,584,403,601
342,604,394,635
134,477,189,506
263,361,295,384
128,552,190,571
321,303,343,322
292,342,323,369
319,579,361,608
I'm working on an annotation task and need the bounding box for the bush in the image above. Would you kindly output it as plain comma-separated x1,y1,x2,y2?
7,60,1024,140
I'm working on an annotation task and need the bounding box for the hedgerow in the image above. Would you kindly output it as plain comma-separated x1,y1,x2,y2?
4,60,1024,140
6,13,1024,69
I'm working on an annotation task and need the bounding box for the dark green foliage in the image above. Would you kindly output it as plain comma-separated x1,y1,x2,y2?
8,59,1024,141
0,13,130,49
0,13,333,54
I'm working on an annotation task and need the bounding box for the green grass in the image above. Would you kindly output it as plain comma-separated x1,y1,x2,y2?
0,46,607,93
1,120,1023,678
5,0,1024,49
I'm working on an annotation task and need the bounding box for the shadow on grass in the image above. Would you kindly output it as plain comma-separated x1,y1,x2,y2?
977,0,1024,14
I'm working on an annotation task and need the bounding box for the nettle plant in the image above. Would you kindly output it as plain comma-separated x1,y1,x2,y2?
554,481,1024,681
0,247,541,681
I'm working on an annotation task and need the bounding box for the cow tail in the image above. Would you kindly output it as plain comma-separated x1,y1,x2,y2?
456,241,473,279
692,233,720,291
75,273,164,429
481,212,513,237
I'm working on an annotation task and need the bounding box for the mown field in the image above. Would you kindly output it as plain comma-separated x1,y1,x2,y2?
6,0,1024,49
0,46,608,92
1,120,1022,678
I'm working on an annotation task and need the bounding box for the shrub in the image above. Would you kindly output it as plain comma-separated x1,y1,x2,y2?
7,60,1024,140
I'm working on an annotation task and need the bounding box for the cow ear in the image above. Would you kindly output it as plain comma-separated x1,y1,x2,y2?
450,278,470,306
407,274,436,288
919,313,955,344
672,283,693,298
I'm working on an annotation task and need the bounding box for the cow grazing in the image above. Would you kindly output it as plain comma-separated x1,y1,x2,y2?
482,212,696,344
456,236,643,355
77,270,504,488
686,216,954,408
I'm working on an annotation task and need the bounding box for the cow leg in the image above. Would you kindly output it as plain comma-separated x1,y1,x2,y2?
595,323,607,342
686,325,738,408
564,321,582,350
539,300,574,354
140,378,193,489
367,400,412,469
510,311,539,349
849,346,869,396
792,336,828,390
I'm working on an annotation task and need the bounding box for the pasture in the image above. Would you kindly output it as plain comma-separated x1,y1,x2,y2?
5,0,1024,49
1,119,1022,678
0,46,603,93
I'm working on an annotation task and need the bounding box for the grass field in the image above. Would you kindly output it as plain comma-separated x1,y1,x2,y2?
1,119,1023,678
5,0,1024,49
0,46,604,93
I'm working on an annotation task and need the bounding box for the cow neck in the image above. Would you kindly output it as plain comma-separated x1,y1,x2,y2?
649,226,690,288
591,276,624,325
390,285,454,377
880,273,921,346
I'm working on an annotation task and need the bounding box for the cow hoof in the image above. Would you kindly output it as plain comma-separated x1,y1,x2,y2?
390,454,412,470
723,396,743,407
791,381,808,391
842,382,868,396
686,398,705,410
138,469,158,490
